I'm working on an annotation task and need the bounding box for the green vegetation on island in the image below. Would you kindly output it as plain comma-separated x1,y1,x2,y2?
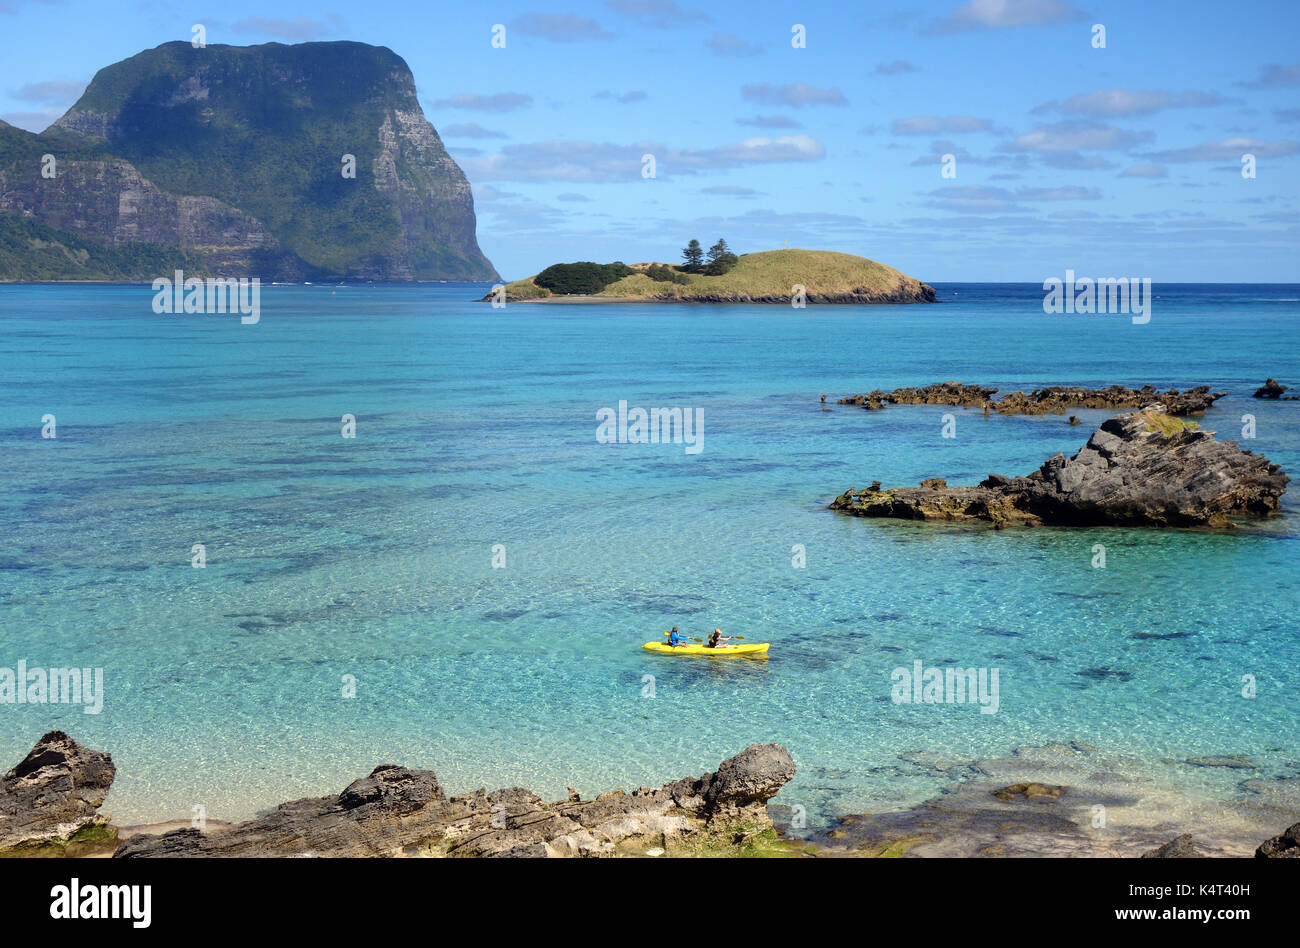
490,247,936,304
534,261,634,295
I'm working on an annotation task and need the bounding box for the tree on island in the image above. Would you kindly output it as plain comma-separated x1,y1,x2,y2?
679,237,737,274
682,239,704,270
703,237,738,275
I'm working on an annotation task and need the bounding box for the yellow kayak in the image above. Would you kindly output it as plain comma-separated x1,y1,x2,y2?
642,641,770,656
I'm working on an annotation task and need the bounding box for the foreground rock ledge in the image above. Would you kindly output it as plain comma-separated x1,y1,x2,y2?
0,730,116,854
7,734,1300,857
831,407,1289,528
114,743,796,858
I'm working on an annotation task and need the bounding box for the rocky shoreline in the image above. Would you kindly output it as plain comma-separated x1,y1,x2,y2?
1,731,799,859
831,407,1289,528
3,732,1296,857
835,381,1226,416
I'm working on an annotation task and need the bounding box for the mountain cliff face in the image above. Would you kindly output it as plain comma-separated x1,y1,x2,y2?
0,41,498,281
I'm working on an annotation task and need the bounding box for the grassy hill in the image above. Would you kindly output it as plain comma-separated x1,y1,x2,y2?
497,249,935,303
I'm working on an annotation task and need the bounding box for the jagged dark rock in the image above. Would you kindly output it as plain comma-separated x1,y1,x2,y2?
838,382,995,410
114,744,796,858
1255,822,1300,858
1142,834,1202,857
0,731,116,852
830,407,1289,528
836,382,1226,417
1253,378,1295,400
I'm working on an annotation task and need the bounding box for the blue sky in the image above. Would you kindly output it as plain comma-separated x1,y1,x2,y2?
2,0,1298,281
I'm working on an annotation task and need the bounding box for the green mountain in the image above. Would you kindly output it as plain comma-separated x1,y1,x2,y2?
0,41,498,282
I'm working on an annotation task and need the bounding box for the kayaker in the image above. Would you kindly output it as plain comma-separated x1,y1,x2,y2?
708,628,731,649
668,626,687,647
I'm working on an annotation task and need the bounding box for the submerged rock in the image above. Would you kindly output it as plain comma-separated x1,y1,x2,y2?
114,744,796,858
835,381,1226,416
0,731,116,854
1183,755,1255,770
1142,834,1202,858
813,741,1290,857
830,407,1289,528
992,782,1064,801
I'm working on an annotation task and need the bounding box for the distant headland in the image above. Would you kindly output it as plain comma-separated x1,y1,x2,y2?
0,41,499,283
485,248,936,304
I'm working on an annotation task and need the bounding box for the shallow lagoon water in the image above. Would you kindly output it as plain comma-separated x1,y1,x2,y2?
0,282,1297,830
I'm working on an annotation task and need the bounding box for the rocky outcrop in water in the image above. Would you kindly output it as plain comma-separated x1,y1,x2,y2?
1253,378,1296,400
1255,822,1300,857
114,743,795,858
830,408,1289,527
0,731,116,853
836,382,1226,416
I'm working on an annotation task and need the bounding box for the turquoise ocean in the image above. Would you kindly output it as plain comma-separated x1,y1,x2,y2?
1,282,1297,830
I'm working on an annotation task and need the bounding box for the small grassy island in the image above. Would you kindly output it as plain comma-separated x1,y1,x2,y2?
486,247,936,304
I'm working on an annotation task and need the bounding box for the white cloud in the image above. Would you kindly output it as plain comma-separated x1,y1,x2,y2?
433,93,533,112
1242,64,1300,89
459,135,826,182
892,115,996,135
10,79,86,104
700,185,763,196
926,0,1086,33
873,60,918,75
737,115,802,129
440,123,508,139
741,82,847,108
1041,89,1232,118
593,90,647,103
510,13,614,41
1120,163,1168,178
0,108,60,132
1146,137,1300,162
706,32,761,56
603,0,709,27
927,183,1100,213
233,16,333,41
1004,121,1153,152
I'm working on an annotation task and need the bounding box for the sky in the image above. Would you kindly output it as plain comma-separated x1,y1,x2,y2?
1,0,1298,282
